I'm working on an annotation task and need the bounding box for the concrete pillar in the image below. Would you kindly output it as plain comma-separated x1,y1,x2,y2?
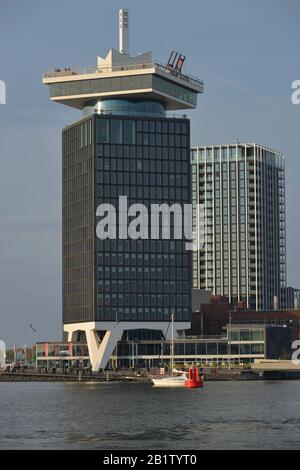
85,326,123,372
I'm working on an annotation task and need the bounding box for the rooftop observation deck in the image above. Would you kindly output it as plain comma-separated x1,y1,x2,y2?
43,11,203,113
43,60,204,93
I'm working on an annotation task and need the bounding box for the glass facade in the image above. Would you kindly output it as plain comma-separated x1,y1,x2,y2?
96,115,191,323
50,74,198,108
83,99,166,118
191,144,286,310
36,342,89,358
62,114,192,325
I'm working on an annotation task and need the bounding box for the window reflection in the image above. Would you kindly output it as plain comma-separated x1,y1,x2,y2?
98,119,109,143
124,120,135,144
111,120,122,144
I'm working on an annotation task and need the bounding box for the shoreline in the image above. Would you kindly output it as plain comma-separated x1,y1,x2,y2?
0,371,298,382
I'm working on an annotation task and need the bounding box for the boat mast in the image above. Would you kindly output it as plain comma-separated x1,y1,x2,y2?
171,312,174,375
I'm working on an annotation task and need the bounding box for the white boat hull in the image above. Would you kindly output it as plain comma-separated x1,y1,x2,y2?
151,374,187,388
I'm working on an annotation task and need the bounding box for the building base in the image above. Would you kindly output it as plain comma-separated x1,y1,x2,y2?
64,321,190,372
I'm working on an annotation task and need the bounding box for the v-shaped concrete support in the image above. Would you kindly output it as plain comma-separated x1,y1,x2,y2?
85,325,123,372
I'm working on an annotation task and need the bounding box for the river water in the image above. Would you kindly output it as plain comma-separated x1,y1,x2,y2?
0,380,299,449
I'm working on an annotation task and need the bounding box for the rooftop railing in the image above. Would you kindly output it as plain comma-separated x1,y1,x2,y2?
43,60,204,91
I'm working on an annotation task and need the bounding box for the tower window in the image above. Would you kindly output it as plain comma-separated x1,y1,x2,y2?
111,120,122,144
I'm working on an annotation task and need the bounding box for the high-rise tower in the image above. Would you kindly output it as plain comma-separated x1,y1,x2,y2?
43,10,203,371
191,143,286,310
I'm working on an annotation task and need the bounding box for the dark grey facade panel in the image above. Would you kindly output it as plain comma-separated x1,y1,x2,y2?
265,326,293,359
62,114,192,324
62,117,95,324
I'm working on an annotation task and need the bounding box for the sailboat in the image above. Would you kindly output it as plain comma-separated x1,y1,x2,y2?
151,314,205,388
151,313,188,388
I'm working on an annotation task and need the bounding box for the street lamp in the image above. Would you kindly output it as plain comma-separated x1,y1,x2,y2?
29,324,37,368
114,312,120,371
228,311,232,371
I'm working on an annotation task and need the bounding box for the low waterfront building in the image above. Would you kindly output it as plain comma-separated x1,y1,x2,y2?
190,294,300,340
36,324,292,370
231,309,300,340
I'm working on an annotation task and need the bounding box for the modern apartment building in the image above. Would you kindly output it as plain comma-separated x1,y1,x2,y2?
191,143,286,310
43,10,203,371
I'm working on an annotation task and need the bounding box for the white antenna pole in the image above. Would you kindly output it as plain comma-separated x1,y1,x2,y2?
119,9,129,54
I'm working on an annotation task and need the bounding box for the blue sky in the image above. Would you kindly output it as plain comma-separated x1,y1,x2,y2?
0,0,299,346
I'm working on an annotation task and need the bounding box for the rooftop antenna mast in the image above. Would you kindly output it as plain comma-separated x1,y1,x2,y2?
119,9,129,55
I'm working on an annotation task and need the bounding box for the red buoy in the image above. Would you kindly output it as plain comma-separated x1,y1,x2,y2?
185,367,204,388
